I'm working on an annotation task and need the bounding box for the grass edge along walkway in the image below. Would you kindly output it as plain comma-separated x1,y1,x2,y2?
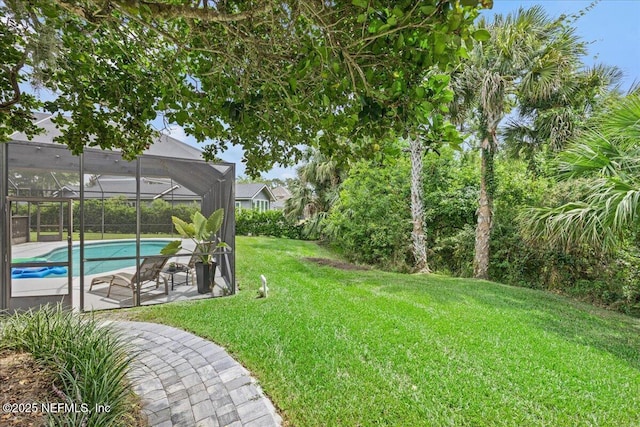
133,236,640,427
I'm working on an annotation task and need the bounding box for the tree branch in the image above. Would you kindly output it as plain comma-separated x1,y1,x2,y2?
0,59,25,111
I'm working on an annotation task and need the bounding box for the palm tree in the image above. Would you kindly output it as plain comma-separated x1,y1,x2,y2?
284,148,343,238
504,64,623,171
522,93,640,251
451,6,587,279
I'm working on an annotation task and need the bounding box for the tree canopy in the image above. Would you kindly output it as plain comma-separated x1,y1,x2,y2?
2,0,490,174
449,5,612,279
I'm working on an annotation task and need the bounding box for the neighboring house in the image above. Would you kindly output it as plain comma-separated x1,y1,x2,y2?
271,186,292,211
235,183,276,212
60,175,201,205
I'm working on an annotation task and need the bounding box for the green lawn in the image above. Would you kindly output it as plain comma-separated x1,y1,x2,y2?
132,237,640,426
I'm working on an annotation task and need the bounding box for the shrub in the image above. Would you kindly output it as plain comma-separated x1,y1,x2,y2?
0,304,136,426
68,198,200,234
236,209,304,239
294,146,640,314
325,159,413,271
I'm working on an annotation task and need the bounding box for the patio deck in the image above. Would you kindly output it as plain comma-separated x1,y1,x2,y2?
9,240,225,311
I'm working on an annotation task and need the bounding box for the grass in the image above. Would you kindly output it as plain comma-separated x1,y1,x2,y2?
132,236,640,426
1,304,138,426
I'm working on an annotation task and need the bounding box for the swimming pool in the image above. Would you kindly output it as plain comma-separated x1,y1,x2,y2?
41,240,173,277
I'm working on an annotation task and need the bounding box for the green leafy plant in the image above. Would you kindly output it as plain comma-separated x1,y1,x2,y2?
0,304,136,427
236,209,304,240
160,208,228,263
325,159,413,271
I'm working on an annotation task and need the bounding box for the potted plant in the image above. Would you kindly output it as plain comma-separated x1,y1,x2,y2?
161,208,228,294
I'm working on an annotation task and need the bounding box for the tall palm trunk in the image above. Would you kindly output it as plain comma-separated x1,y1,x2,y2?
409,137,430,273
474,133,495,279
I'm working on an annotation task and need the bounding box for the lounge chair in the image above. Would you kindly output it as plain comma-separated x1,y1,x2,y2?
177,252,199,285
89,256,169,305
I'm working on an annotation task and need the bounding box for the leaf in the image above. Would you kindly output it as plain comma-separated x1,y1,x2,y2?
456,46,470,59
420,6,436,15
378,23,391,33
160,240,182,255
448,140,463,151
175,110,189,124
352,0,368,8
391,80,403,94
472,29,491,42
420,101,434,114
172,216,194,238
440,91,454,103
206,208,224,235
192,211,208,239
461,0,478,6
448,14,462,31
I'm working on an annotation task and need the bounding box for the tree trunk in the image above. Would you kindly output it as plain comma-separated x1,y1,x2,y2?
409,137,430,273
474,134,495,279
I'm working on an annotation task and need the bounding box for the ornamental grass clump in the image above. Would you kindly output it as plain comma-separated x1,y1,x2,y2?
0,304,137,426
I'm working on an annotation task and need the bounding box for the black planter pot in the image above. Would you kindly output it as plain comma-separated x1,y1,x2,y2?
195,262,217,294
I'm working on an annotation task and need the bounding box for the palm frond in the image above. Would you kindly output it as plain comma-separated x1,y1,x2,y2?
601,93,640,142
522,171,640,253
557,133,621,179
520,201,618,253
593,179,640,232
523,93,640,253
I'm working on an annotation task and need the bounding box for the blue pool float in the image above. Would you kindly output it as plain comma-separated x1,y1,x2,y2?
11,266,68,279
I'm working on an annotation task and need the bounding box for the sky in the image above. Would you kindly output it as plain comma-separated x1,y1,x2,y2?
197,0,638,180
482,0,640,91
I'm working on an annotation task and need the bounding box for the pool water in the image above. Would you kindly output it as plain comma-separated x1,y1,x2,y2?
43,240,172,277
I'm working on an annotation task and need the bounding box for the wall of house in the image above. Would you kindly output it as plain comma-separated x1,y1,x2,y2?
236,200,253,210
236,191,272,212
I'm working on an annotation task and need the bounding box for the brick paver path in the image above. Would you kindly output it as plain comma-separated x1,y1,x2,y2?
111,321,282,427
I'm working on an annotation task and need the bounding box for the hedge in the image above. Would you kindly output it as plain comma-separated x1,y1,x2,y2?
235,209,304,239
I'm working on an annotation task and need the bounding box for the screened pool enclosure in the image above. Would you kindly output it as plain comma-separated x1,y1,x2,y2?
1,114,236,312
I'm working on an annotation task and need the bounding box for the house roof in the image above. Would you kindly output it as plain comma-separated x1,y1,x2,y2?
9,114,204,161
271,186,292,200
63,176,200,200
236,183,276,201
7,113,234,197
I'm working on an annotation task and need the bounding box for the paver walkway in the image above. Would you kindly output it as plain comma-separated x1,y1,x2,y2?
110,321,282,427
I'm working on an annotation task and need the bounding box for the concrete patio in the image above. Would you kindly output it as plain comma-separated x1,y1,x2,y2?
9,240,227,311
